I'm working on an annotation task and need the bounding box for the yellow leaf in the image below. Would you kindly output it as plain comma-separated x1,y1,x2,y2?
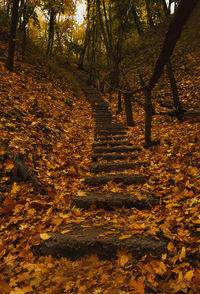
179,246,186,262
184,270,194,281
162,253,167,260
119,234,132,240
61,229,71,234
40,233,51,240
120,254,129,267
77,191,86,197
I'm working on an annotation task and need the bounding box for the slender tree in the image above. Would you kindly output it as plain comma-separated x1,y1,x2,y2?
6,0,20,71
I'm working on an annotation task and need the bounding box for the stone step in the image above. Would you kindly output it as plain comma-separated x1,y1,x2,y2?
95,125,126,130
95,136,129,141
93,146,141,154
94,112,112,119
93,106,110,109
92,153,137,162
85,174,148,186
94,140,132,147
90,162,148,173
34,224,167,260
71,192,158,210
95,131,127,136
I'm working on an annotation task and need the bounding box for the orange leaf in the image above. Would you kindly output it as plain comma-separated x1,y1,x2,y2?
119,234,132,240
11,182,20,194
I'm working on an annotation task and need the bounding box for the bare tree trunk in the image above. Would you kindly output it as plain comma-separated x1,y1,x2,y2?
166,62,183,120
124,93,134,126
6,0,20,71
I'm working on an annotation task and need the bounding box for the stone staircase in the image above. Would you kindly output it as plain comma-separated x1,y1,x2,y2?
34,87,168,260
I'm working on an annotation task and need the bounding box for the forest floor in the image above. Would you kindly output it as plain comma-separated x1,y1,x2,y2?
0,7,200,294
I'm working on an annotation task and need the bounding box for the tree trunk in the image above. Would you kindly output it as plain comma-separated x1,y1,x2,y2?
144,88,152,148
89,0,96,85
117,91,122,113
7,3,10,16
148,0,199,90
22,1,26,59
124,93,134,126
6,0,20,71
132,4,143,35
145,0,155,28
166,62,183,120
145,0,199,148
161,0,169,16
46,8,55,56
79,35,87,69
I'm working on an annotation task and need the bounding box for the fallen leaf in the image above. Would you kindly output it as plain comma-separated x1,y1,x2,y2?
61,229,71,234
40,233,52,240
120,255,129,267
179,246,186,262
184,270,194,281
119,234,132,240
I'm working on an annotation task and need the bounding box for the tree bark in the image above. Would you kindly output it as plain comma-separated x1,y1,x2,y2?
6,0,20,71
